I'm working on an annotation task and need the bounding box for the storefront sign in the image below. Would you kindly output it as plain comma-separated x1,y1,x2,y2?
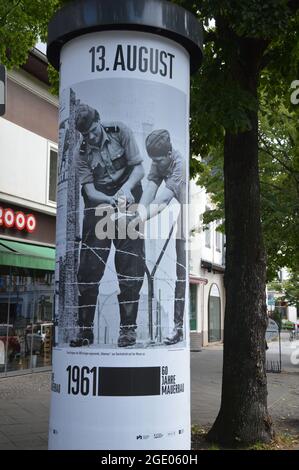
47,0,202,451
0,207,36,233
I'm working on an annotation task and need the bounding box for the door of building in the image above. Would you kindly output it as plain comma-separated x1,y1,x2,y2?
208,283,221,342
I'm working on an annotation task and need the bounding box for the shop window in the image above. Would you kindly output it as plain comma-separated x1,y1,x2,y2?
189,284,197,331
0,268,54,375
48,146,58,204
208,283,221,342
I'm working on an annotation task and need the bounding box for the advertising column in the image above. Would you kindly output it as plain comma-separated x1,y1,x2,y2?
47,0,202,450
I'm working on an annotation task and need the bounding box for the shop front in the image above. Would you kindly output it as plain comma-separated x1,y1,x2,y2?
0,205,55,376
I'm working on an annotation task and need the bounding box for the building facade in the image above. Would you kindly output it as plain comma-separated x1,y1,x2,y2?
0,49,58,376
189,180,225,348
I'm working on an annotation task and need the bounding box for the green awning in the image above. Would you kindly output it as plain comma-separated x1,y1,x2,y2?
0,239,55,271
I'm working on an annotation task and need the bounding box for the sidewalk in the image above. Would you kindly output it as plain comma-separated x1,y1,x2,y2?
0,340,298,449
0,372,50,450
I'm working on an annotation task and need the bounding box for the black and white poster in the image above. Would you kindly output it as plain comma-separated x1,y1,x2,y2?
49,31,190,450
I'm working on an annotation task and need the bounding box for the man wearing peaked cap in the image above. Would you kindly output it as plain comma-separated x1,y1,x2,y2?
137,129,187,345
75,104,100,133
70,103,145,348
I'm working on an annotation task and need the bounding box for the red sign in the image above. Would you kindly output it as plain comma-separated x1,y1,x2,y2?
0,207,36,233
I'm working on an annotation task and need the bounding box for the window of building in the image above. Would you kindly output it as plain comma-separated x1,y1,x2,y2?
204,224,211,248
48,146,58,204
208,283,221,342
204,206,212,248
189,284,197,331
215,227,222,252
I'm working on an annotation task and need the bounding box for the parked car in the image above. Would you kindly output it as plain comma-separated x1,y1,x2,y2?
0,324,21,360
281,319,295,330
25,323,53,354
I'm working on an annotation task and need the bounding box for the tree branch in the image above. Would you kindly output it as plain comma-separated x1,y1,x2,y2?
258,141,299,187
260,181,285,192
259,133,294,165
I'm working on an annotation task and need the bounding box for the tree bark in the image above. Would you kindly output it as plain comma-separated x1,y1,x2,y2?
207,38,274,445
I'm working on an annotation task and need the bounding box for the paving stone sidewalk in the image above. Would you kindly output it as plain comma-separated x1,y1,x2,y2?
0,372,50,450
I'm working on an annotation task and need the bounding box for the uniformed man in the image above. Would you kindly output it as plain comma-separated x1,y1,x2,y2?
136,129,186,345
70,104,145,348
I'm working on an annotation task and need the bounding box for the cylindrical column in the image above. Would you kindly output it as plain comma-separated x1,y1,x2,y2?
47,0,202,450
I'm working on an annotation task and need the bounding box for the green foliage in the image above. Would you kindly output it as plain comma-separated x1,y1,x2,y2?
174,0,294,39
269,271,299,308
259,103,299,279
48,63,59,96
283,272,299,307
0,0,73,93
0,0,59,68
175,0,299,144
195,99,299,281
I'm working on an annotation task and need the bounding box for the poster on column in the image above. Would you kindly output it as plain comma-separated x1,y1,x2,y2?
49,31,190,450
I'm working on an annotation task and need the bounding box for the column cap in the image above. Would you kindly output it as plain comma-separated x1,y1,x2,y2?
47,0,203,73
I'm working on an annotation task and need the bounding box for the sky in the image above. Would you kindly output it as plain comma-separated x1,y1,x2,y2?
35,42,47,55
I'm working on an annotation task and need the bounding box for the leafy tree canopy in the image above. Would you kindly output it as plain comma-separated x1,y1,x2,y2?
0,0,60,68
268,271,299,308
176,0,299,156
196,97,299,280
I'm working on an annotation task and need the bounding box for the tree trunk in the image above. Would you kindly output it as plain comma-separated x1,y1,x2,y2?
207,39,274,445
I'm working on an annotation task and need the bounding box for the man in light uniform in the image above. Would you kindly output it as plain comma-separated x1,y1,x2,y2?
137,129,186,345
70,104,145,348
